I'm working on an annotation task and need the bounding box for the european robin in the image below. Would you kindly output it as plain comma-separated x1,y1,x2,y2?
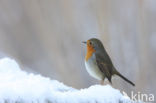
83,38,135,86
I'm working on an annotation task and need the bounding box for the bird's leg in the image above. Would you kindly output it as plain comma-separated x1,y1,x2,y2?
100,80,104,85
100,78,105,85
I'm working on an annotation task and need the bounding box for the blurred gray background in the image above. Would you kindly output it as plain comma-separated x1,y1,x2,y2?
0,0,155,96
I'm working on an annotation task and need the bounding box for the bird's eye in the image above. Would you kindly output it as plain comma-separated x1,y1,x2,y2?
89,42,92,45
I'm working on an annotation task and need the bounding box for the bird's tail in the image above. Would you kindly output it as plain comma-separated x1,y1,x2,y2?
114,70,135,86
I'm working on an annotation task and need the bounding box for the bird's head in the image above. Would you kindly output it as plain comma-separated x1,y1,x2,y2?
83,38,104,52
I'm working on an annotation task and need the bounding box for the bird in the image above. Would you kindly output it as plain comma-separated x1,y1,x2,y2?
83,38,135,86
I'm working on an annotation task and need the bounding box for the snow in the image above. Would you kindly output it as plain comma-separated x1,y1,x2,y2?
0,57,138,103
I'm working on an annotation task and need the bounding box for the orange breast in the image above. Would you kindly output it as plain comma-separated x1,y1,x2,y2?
85,45,95,61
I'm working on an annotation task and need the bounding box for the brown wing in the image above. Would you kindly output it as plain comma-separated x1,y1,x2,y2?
95,53,114,83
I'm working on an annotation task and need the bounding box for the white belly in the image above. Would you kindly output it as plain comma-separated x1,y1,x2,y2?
85,55,103,80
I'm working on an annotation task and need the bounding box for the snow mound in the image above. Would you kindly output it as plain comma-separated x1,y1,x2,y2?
0,58,137,103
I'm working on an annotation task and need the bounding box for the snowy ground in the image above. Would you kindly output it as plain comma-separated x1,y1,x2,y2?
0,58,139,103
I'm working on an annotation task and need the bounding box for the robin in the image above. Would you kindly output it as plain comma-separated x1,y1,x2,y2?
83,38,135,86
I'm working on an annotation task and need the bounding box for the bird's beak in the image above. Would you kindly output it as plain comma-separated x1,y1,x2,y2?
82,41,87,44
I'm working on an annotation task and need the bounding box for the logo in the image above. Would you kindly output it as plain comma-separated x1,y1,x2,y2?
123,91,154,102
